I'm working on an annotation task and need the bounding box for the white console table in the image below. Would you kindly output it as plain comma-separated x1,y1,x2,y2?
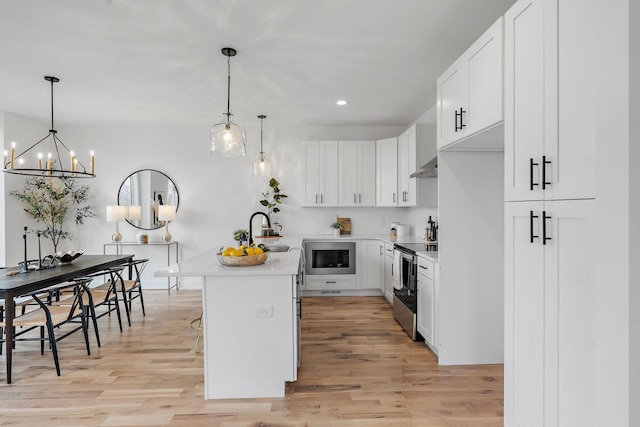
103,241,179,294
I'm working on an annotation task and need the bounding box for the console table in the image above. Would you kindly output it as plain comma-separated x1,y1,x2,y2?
103,241,179,294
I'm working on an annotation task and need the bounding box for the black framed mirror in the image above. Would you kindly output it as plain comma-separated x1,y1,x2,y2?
117,169,179,230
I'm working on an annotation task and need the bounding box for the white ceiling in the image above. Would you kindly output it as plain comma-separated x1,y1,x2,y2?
0,0,516,128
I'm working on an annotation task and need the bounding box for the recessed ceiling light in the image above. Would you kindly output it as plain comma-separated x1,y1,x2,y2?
336,100,348,106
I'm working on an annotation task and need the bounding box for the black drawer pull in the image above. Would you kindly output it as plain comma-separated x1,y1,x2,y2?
530,210,539,243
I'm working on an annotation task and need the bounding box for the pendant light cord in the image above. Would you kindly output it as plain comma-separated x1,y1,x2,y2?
226,54,231,122
260,116,264,160
49,78,55,132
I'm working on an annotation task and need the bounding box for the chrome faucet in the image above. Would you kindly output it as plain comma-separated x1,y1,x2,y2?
248,212,271,246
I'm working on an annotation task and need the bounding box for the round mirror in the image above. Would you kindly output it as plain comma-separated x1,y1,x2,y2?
118,169,179,230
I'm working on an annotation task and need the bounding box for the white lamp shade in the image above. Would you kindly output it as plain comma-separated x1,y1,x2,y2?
106,205,127,222
210,119,246,157
158,205,176,221
127,205,142,220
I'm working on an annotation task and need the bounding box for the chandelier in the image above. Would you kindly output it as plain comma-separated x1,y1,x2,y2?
3,76,95,178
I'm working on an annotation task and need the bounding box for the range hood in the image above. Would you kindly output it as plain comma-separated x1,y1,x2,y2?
410,157,438,178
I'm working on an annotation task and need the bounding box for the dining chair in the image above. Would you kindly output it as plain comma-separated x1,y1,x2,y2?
52,266,126,347
0,278,92,376
118,258,148,326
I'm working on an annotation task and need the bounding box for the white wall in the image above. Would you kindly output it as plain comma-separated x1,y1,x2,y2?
594,0,630,425
630,0,639,424
2,115,441,285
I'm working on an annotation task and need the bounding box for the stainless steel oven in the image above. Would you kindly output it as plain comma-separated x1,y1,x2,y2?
392,243,421,341
304,241,356,275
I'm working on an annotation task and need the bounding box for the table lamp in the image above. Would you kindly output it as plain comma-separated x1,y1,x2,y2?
158,205,176,242
106,205,127,243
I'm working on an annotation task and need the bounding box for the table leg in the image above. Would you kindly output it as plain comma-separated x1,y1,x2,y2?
5,291,14,383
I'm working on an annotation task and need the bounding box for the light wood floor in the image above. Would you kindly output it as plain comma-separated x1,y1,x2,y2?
0,291,503,426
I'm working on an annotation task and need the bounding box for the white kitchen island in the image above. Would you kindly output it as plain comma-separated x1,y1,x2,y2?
155,247,302,399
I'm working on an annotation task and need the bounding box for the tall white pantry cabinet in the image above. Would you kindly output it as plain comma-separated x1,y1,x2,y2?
503,0,597,426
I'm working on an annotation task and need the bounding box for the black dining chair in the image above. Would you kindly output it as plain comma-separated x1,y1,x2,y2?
118,258,148,326
0,278,92,376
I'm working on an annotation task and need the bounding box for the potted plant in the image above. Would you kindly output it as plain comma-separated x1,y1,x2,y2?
330,221,343,237
11,176,96,253
259,178,288,224
232,228,249,246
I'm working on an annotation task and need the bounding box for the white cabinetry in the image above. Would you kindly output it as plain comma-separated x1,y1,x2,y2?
338,141,376,207
503,0,597,425
382,242,394,304
376,137,398,207
397,123,438,207
504,0,595,202
305,275,356,292
357,240,383,290
416,255,435,348
505,200,595,427
437,17,504,150
397,128,417,206
302,140,338,207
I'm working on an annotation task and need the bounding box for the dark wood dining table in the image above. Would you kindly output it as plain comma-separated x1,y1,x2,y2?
0,254,133,383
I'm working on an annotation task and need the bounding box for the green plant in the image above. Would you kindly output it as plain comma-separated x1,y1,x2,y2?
11,176,96,253
259,178,288,218
330,221,343,229
232,228,249,242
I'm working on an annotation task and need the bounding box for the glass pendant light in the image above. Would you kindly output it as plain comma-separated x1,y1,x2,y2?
252,114,273,176
210,47,246,157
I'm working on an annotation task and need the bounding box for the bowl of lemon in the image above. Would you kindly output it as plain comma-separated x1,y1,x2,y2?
217,243,269,266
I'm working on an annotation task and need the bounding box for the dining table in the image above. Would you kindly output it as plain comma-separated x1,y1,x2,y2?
0,254,133,383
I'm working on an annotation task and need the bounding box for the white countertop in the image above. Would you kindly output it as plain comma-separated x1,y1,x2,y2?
155,247,302,277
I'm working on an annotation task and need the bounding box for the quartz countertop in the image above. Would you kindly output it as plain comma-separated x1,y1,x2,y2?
155,247,301,278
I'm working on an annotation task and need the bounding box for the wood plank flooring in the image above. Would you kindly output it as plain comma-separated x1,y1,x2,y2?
0,291,503,426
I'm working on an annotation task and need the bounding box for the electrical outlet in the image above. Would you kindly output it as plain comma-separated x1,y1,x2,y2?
253,304,273,318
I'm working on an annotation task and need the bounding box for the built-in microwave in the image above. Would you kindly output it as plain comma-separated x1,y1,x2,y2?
304,241,356,275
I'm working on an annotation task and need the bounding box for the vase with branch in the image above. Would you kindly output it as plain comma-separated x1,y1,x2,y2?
11,176,96,254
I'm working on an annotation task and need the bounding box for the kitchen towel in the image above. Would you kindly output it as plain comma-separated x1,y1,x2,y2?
392,249,402,290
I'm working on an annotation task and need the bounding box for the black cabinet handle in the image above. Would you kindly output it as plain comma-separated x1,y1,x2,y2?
354,194,356,203
315,194,318,204
359,194,361,203
542,156,551,190
419,265,429,270
530,158,539,191
529,210,539,243
455,108,467,131
393,192,396,203
320,194,323,204
543,211,552,245
326,281,337,284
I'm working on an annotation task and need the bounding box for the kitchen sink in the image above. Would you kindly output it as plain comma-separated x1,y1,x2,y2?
265,245,290,252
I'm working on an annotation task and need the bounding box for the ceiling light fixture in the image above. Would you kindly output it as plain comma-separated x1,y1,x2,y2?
210,47,246,157
3,76,95,178
252,115,273,176
336,100,348,106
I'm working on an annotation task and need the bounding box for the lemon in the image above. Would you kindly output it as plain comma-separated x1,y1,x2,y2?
254,247,264,254
245,247,255,255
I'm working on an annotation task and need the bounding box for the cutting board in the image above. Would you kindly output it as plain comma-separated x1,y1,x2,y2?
337,217,351,235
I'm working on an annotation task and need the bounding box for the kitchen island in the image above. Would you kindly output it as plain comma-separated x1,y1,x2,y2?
155,247,302,399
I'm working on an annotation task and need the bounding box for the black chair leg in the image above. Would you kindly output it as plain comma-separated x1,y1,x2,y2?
45,322,60,376
113,291,124,333
40,326,45,355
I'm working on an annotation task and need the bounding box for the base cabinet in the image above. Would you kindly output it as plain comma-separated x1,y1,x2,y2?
357,240,383,290
505,199,595,427
383,243,394,304
416,256,435,347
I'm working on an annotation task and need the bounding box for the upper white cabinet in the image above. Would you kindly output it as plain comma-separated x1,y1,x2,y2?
437,17,504,150
338,141,376,207
302,140,338,207
397,127,418,206
397,123,438,207
376,137,398,207
504,0,595,202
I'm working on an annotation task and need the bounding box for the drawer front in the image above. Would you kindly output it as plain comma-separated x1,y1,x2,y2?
417,257,435,279
305,276,356,291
